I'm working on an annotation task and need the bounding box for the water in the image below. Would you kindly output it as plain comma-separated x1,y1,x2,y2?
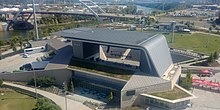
0,21,97,40
136,5,154,15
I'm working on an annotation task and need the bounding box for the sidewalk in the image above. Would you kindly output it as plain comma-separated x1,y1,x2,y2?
3,82,91,110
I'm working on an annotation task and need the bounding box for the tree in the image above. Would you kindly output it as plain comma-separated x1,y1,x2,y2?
17,36,23,49
70,80,74,93
0,79,3,87
108,92,113,101
213,51,219,60
180,72,192,90
207,53,214,63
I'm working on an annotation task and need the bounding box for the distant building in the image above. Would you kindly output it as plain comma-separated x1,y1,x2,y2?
0,22,8,31
158,22,189,32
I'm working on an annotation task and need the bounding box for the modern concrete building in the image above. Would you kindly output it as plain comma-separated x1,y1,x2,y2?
0,27,195,110
53,27,195,109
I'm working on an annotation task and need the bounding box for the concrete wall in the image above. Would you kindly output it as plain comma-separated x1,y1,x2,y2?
0,69,72,85
171,66,182,88
72,41,83,58
120,81,172,108
142,96,190,110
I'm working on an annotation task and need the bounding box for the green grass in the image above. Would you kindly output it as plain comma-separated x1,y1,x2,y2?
0,90,36,110
150,86,191,100
165,33,220,54
69,58,134,80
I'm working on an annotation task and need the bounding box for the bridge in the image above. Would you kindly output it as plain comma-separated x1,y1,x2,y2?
0,0,142,31
0,11,139,19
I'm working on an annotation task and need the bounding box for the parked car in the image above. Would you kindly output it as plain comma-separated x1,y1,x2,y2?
197,69,213,77
22,53,30,58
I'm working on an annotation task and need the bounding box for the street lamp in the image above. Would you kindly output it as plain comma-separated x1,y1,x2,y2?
63,81,68,110
171,21,176,43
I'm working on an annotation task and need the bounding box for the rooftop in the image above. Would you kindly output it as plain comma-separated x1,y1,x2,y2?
122,72,170,91
53,27,158,46
149,86,191,100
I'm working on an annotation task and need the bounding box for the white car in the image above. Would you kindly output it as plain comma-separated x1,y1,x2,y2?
23,54,30,58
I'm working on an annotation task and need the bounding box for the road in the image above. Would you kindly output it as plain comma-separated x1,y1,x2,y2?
3,82,91,110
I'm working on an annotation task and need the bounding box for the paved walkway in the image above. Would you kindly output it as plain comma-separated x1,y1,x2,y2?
193,31,220,37
3,82,91,110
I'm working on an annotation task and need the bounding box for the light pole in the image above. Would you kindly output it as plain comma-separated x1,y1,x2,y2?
32,0,39,40
63,82,68,110
171,21,176,43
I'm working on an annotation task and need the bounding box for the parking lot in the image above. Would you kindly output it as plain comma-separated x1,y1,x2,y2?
0,52,46,73
186,88,220,110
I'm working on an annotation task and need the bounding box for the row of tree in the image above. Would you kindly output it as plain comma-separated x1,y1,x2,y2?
138,2,192,11
39,15,96,26
0,36,27,52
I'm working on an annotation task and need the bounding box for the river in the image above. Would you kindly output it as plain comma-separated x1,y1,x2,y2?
0,5,153,41
136,5,154,15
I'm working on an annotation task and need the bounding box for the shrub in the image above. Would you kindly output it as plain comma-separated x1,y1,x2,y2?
0,79,3,87
28,77,55,87
35,98,61,110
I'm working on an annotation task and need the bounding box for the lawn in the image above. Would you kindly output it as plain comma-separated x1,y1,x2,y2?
150,86,191,100
0,89,36,110
69,58,134,80
165,33,220,55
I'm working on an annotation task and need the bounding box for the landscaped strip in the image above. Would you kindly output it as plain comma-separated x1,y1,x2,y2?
149,86,191,100
69,58,134,80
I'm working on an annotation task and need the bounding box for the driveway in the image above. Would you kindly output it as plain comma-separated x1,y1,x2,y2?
0,53,45,73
